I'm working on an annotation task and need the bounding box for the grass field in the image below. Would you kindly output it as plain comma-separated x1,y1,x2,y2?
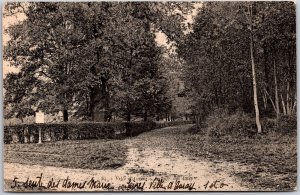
123,124,297,191
4,139,127,170
4,124,296,191
171,128,297,191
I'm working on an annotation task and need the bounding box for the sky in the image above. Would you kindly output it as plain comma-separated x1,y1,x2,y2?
155,2,202,47
3,11,25,76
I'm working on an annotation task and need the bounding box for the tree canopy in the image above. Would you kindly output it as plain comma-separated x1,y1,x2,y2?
4,2,295,128
177,2,296,127
4,2,194,122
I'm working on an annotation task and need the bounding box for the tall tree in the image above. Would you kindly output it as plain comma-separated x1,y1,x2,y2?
4,2,189,122
248,3,262,133
4,3,96,121
178,2,295,131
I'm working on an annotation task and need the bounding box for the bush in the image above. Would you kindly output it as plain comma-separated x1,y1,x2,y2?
124,120,193,137
261,118,276,132
277,115,297,134
205,110,257,138
124,121,157,137
191,107,296,139
155,120,193,129
4,122,123,144
4,120,193,144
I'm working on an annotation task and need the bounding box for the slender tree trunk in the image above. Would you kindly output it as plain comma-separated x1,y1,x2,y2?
286,82,291,115
273,56,280,119
86,94,89,116
89,88,95,120
263,44,271,112
281,94,287,115
89,83,101,121
126,112,131,122
101,77,110,122
143,110,148,121
292,94,296,114
63,92,69,122
63,109,68,122
218,73,223,105
249,4,262,133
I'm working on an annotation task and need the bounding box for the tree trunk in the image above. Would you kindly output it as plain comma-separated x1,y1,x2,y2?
273,56,280,119
101,77,110,122
143,110,148,121
286,82,291,115
89,85,102,121
292,94,296,114
263,44,270,111
249,3,262,133
89,48,111,122
63,109,68,122
126,113,131,122
281,94,287,115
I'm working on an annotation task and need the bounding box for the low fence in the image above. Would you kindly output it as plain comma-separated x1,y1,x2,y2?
4,120,193,144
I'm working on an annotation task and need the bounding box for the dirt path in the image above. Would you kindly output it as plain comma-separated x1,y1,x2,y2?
4,125,249,192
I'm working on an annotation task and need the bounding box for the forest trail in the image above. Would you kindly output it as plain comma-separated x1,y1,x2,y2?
4,125,249,192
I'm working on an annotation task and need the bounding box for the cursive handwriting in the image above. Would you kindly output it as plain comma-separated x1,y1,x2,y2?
118,178,145,191
10,174,230,191
203,180,229,189
173,180,196,191
86,177,114,190
149,177,166,190
11,173,46,189
148,177,196,191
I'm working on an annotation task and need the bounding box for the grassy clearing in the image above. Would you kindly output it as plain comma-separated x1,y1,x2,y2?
133,123,296,191
171,126,297,191
4,122,296,191
4,139,127,170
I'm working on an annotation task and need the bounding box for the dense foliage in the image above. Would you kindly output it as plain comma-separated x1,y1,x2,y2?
4,2,296,133
4,2,193,122
177,2,296,131
4,120,193,144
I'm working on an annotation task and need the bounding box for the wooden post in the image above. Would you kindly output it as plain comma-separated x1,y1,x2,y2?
36,111,45,144
38,127,42,144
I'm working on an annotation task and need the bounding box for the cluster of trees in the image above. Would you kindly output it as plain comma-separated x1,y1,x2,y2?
178,2,296,132
5,2,295,130
4,2,193,122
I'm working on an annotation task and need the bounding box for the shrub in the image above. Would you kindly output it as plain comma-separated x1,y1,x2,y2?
261,118,277,132
124,120,193,137
125,121,157,137
205,110,256,138
187,124,205,134
193,108,296,139
277,115,297,134
4,123,122,144
155,120,193,129
4,120,193,144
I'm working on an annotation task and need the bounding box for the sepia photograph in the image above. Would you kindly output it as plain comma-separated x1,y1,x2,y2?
2,1,297,192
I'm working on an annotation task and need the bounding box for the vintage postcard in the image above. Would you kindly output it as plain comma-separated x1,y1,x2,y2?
3,1,296,192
